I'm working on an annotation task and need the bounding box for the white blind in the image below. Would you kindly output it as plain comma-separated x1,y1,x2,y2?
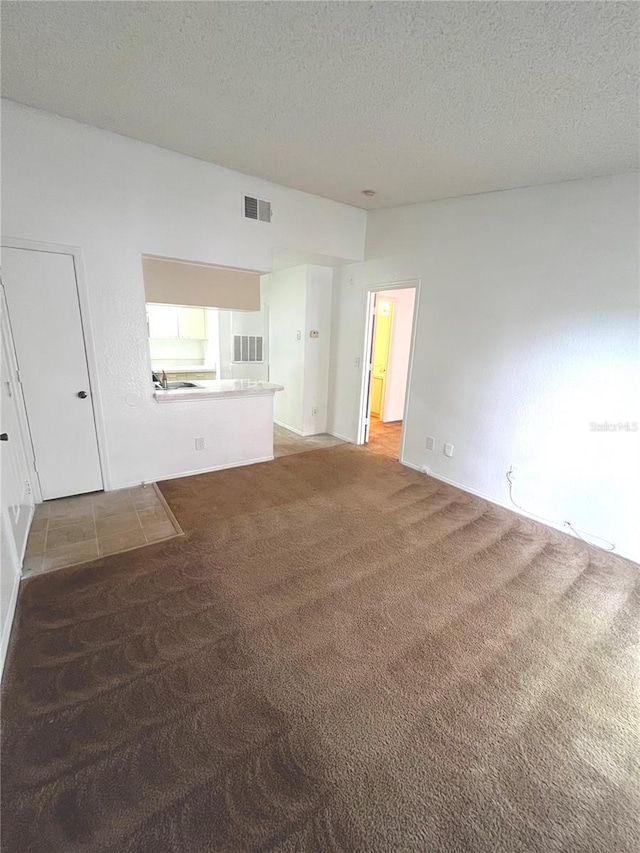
142,256,260,311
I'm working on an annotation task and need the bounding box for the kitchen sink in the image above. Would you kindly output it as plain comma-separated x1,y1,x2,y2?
155,381,203,390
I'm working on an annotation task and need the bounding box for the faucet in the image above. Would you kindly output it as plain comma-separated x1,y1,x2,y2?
161,370,168,390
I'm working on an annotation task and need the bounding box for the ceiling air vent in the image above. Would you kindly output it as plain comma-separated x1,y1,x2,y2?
243,194,272,223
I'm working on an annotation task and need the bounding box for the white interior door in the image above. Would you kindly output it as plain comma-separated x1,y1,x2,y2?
1,284,35,670
2,247,103,500
361,295,377,443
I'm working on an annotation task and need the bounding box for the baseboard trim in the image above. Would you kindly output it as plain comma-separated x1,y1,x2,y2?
155,456,275,483
327,430,355,444
274,419,304,436
405,458,542,517
404,463,625,557
116,456,275,490
420,468,510,507
0,567,21,681
414,463,547,521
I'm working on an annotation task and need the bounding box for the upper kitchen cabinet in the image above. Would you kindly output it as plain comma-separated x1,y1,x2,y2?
147,304,179,338
147,304,206,340
177,307,206,340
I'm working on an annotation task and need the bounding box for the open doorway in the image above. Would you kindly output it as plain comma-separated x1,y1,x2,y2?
358,283,419,461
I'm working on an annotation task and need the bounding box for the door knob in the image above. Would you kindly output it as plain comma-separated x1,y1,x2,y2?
77,391,88,399
0,433,8,441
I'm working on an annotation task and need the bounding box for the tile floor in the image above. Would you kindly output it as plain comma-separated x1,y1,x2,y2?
23,484,183,577
273,424,346,458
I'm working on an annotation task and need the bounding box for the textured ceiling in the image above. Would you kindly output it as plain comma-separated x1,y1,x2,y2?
2,1,638,209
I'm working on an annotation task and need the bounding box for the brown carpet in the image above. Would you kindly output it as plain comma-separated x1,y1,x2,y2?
1,442,639,852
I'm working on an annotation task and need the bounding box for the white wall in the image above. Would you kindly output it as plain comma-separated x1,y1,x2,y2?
328,173,640,562
266,264,333,436
266,266,308,433
1,100,366,487
377,288,416,423
303,266,333,435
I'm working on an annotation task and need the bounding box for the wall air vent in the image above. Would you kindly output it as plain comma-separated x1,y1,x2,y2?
233,335,264,363
243,195,272,223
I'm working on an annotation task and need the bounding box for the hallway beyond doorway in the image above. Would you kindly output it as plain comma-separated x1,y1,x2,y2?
366,417,402,460
358,282,418,452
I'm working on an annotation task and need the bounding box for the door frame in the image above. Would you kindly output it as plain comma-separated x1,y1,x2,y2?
0,281,35,559
0,280,37,517
356,279,420,466
1,237,111,499
1,280,35,675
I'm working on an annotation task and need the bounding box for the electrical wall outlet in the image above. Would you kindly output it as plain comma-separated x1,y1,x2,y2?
195,437,205,451
426,436,436,451
444,443,454,458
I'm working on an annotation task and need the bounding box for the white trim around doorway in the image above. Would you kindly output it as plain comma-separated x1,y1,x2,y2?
356,279,421,468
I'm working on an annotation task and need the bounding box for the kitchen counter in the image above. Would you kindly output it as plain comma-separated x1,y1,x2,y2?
151,379,283,478
154,379,283,403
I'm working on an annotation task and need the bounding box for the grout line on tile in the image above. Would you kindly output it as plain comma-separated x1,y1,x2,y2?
132,503,153,541
44,539,99,562
22,486,183,581
142,529,179,545
23,553,98,579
